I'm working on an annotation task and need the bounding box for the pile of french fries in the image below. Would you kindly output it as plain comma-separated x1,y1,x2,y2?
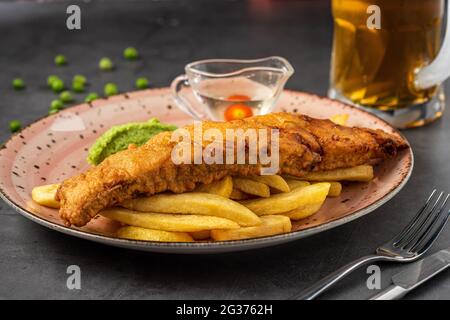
31,165,374,242
31,114,376,243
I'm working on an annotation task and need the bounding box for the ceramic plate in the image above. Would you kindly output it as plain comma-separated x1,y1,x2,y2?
0,88,413,254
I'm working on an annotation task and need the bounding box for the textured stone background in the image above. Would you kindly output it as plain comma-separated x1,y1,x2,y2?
0,0,449,299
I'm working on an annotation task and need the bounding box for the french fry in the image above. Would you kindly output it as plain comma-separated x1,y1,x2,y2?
190,230,211,240
280,202,324,220
301,165,373,182
211,215,292,241
117,226,194,242
31,184,60,208
330,114,349,126
194,176,233,198
250,175,290,193
121,192,260,227
101,208,239,232
326,182,342,197
286,179,341,196
240,183,330,215
284,179,310,190
230,188,252,200
233,177,270,198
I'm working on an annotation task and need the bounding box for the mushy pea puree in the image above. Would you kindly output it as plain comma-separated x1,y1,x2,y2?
87,118,177,165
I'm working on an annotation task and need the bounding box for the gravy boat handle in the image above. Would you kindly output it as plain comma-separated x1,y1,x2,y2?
171,74,205,120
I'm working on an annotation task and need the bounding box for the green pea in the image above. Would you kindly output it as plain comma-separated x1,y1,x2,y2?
72,81,85,93
123,47,138,60
9,120,22,133
85,92,99,103
47,75,60,87
12,78,25,90
50,99,64,110
135,77,149,89
51,79,65,93
59,91,73,103
54,54,67,66
48,108,59,115
99,57,114,71
72,74,87,85
104,83,118,97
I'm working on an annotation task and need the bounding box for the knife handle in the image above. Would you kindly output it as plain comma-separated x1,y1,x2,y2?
370,285,409,300
291,255,383,300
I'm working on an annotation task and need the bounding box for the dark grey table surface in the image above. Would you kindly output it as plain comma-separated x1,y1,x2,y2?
0,0,449,300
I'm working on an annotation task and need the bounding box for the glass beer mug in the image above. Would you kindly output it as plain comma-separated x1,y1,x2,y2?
329,0,450,128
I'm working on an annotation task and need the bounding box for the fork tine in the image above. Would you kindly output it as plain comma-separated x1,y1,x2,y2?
400,191,444,249
410,194,450,253
393,189,437,246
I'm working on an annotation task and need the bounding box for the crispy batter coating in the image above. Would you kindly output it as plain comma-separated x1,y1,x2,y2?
57,113,408,227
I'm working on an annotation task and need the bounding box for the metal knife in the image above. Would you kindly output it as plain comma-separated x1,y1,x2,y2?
370,247,450,300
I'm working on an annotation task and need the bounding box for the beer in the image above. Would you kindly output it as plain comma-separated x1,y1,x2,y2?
330,0,444,110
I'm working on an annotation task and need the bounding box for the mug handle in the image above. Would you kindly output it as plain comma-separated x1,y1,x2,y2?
171,74,205,120
415,1,450,90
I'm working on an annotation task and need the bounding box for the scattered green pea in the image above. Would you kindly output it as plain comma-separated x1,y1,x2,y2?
85,92,99,103
72,81,85,93
72,74,87,85
123,47,139,60
50,99,64,110
59,91,74,103
99,57,114,71
47,75,60,87
51,79,65,93
12,78,25,90
135,77,149,89
54,54,67,66
104,83,118,97
84,92,99,103
9,120,22,133
48,108,59,115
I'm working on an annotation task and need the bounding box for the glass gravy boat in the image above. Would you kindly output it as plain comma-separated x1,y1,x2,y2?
171,57,294,121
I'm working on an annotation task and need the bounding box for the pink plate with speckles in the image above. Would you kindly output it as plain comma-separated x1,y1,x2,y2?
0,88,413,254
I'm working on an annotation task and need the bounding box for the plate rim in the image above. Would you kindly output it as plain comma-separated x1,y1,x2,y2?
0,88,414,253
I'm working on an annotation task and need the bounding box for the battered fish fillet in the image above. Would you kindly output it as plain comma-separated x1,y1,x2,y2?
57,112,408,227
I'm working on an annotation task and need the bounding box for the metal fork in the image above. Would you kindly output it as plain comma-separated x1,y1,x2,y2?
291,189,450,300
